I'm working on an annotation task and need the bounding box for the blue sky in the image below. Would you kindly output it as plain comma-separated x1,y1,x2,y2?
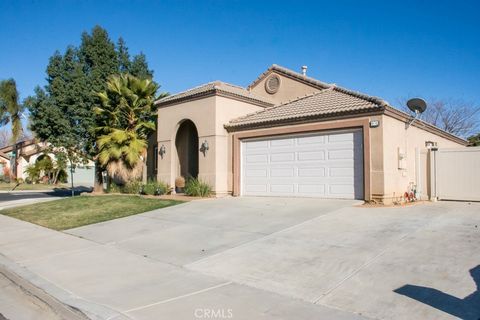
1,0,479,110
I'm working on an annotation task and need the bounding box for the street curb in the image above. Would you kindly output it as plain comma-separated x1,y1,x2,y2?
0,254,131,320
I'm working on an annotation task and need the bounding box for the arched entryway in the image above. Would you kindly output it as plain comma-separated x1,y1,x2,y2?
175,120,199,178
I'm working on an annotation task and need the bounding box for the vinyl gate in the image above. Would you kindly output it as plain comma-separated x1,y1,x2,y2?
430,147,480,201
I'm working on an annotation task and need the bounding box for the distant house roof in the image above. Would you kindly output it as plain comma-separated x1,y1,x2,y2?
0,138,37,154
155,81,274,108
226,86,388,129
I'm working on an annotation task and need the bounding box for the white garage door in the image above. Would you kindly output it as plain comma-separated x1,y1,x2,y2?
241,129,364,199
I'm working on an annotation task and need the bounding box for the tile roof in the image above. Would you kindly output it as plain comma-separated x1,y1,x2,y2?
248,64,331,90
155,81,274,107
226,86,388,129
0,151,10,160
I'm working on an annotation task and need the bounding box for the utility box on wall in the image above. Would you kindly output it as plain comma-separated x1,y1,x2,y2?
398,147,407,170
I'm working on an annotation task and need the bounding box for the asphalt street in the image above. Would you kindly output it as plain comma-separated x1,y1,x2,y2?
0,188,91,203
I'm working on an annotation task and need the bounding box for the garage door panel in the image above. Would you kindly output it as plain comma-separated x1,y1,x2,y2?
297,135,325,145
329,184,354,196
298,167,325,177
328,149,354,160
298,151,325,161
241,129,363,199
329,167,354,177
246,140,269,149
270,184,295,193
328,133,354,142
246,154,268,164
245,184,268,193
270,138,294,147
270,168,295,177
245,169,268,177
270,152,295,162
298,184,325,194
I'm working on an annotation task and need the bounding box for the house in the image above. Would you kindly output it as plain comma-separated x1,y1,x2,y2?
0,139,95,186
154,65,466,203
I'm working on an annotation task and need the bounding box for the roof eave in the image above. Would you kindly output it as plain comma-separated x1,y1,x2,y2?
225,108,384,132
155,89,274,108
247,64,332,91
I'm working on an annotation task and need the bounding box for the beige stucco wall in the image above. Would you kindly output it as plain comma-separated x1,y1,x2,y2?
215,96,264,194
249,71,321,105
157,96,216,189
156,96,263,194
380,115,464,202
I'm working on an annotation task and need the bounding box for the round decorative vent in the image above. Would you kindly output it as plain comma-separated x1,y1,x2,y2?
265,75,281,94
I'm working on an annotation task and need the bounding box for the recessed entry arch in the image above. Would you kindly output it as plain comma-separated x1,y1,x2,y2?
175,119,199,179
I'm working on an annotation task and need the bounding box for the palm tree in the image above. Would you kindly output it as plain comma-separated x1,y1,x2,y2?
0,79,26,179
95,74,158,183
0,79,25,143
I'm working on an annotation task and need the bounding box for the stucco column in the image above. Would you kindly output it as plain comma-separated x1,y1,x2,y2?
157,140,175,188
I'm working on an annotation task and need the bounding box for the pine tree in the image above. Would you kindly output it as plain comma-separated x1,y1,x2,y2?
130,53,154,80
117,37,131,73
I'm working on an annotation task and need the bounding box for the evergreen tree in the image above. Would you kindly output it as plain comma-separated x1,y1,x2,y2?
129,53,154,80
27,25,158,190
117,37,131,73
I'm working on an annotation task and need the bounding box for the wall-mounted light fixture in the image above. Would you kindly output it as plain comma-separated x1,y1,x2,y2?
200,140,209,156
425,141,437,149
369,120,380,128
159,144,166,159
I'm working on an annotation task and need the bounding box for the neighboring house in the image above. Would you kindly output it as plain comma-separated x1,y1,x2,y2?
0,139,95,186
154,64,466,203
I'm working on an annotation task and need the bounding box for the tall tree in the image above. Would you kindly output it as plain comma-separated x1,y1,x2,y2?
117,37,131,73
129,53,154,80
28,25,159,191
95,74,158,183
0,79,25,143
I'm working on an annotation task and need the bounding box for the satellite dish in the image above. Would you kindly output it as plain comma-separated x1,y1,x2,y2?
406,98,427,114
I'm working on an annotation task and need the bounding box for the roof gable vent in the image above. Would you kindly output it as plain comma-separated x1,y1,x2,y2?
265,74,281,94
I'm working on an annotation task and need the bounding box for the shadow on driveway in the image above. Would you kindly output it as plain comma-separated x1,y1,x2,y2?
394,265,480,320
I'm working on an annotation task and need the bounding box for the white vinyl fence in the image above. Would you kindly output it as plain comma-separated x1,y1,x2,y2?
429,147,480,201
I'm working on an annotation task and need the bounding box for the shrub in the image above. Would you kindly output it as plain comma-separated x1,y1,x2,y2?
184,178,212,197
56,169,68,183
122,180,142,194
106,182,122,194
25,165,41,183
142,180,169,196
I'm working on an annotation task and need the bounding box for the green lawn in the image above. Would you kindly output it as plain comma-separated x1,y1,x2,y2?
1,195,183,230
0,183,69,191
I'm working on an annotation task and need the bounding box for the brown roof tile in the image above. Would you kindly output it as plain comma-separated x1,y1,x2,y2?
155,81,274,107
226,87,385,129
248,64,332,90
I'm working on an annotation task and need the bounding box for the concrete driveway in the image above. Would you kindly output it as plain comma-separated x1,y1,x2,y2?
1,197,479,319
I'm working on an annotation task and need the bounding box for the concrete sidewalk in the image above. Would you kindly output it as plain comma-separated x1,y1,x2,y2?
1,197,478,320
0,205,364,320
